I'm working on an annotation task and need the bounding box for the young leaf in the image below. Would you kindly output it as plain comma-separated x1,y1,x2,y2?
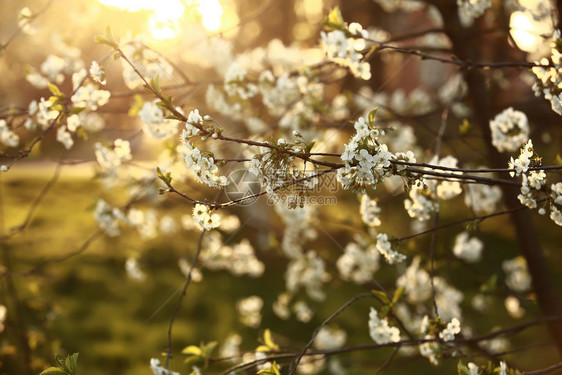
391,286,405,305
202,341,218,357
94,26,118,49
182,345,202,357
324,7,345,31
368,108,378,125
257,361,281,375
39,368,67,375
371,290,390,305
263,329,279,351
48,83,62,97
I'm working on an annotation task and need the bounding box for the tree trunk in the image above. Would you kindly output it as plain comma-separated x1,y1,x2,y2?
433,0,562,357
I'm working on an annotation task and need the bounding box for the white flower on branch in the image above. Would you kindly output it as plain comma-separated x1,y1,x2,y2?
376,233,406,264
360,194,382,227
489,107,529,153
192,204,221,231
89,61,106,85
138,100,178,139
0,120,20,148
71,83,110,111
150,358,179,375
439,317,461,342
321,25,371,80
368,307,400,344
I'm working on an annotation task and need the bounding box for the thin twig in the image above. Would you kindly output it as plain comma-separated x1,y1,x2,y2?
165,229,207,370
288,292,374,374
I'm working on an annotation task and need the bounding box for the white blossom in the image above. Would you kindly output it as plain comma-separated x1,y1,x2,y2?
376,233,406,264
286,251,330,301
336,242,380,283
439,318,461,342
314,326,347,350
360,194,381,227
368,307,400,344
0,120,20,148
490,107,529,153
150,358,179,375
192,204,221,231
125,257,146,281
89,61,106,85
56,126,73,150
508,139,534,177
237,296,263,328
453,232,483,263
71,84,110,111
503,256,531,292
321,27,371,80
457,0,492,27
138,100,178,139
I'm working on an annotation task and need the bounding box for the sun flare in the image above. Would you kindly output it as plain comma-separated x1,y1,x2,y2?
96,0,224,40
198,0,223,31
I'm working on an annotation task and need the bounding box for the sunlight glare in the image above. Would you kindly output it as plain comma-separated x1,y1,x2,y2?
96,0,186,40
510,11,543,52
198,0,223,31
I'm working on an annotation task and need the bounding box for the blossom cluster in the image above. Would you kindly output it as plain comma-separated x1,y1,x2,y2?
192,203,221,230
453,232,483,263
321,22,371,80
198,232,264,277
336,240,380,284
368,307,401,344
508,140,561,225
337,116,395,192
489,107,529,153
457,0,492,27
532,30,562,115
139,100,180,139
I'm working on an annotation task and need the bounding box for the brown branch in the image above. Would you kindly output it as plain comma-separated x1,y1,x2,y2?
165,229,206,370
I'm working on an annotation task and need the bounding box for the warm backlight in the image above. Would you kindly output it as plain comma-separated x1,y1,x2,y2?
96,0,224,39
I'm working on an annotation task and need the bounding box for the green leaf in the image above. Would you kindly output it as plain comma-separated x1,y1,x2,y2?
257,362,281,375
324,7,345,31
183,355,202,367
380,305,390,319
48,83,62,97
156,167,172,185
305,141,316,155
263,329,279,350
371,290,390,305
39,367,67,375
150,75,161,94
182,345,202,356
391,286,405,305
66,353,79,375
457,361,471,375
368,108,378,125
94,26,118,49
202,341,218,357
459,119,471,134
128,94,144,117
